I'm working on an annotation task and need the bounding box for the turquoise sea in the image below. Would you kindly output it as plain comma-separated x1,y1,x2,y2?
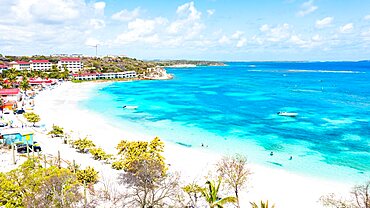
81,62,370,183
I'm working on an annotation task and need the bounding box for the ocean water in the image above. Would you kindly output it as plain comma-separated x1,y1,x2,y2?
81,62,370,183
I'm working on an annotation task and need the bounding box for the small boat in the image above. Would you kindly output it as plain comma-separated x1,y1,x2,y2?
277,112,298,117
123,105,138,109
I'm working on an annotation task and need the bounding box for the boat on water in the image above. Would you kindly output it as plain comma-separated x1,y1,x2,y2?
277,112,298,117
123,105,138,109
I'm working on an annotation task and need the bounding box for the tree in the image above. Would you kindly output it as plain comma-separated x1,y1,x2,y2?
201,179,237,208
23,112,41,126
250,200,275,208
0,159,82,207
118,158,181,207
217,154,251,208
76,166,99,185
19,79,31,92
89,147,113,161
48,125,64,137
320,181,370,208
183,182,203,207
72,137,96,153
114,137,166,173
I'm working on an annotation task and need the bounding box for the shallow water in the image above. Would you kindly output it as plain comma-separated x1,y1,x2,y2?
81,62,370,183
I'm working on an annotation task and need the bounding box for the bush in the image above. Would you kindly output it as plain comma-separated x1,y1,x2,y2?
23,112,41,126
48,125,64,137
72,137,95,153
76,166,99,185
112,160,125,170
89,148,113,161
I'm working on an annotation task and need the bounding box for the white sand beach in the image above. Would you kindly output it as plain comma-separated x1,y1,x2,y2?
33,82,352,208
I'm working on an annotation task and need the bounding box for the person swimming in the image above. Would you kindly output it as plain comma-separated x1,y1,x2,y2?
289,156,293,160
270,151,274,156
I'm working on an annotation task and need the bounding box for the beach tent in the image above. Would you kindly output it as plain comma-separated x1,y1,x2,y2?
0,128,34,145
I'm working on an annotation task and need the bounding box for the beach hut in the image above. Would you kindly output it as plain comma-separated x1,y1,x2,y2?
0,128,34,145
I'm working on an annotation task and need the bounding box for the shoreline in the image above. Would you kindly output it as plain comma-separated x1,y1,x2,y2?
33,81,354,208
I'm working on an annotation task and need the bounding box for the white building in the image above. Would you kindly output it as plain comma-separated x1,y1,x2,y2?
58,58,83,73
30,60,52,71
73,71,137,80
8,61,30,71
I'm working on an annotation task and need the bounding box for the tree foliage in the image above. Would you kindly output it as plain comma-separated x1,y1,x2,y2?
72,137,96,153
118,158,181,207
250,200,275,208
201,179,237,208
182,182,203,207
217,154,251,208
89,147,113,161
114,137,166,173
320,181,370,208
48,125,64,137
76,166,99,185
23,112,41,126
0,159,82,208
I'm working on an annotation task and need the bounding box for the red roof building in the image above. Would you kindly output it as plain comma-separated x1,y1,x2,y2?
28,78,54,85
0,88,20,96
60,58,81,62
58,58,83,73
0,64,8,70
30,60,49,63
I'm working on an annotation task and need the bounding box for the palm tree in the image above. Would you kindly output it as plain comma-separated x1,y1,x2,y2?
201,179,237,208
4,68,19,88
19,79,31,92
250,200,275,208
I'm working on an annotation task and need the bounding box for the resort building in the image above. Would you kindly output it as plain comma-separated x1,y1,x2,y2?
58,58,83,73
0,88,21,102
0,64,8,73
72,71,137,80
28,78,56,86
29,60,52,71
0,128,34,145
8,61,30,71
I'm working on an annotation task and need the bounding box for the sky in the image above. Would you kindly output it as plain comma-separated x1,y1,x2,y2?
0,0,370,61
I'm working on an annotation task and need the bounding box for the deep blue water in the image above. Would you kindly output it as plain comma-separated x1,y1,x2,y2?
82,62,370,183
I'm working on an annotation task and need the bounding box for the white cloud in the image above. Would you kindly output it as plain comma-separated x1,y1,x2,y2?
231,31,244,39
112,7,140,22
176,1,201,20
207,9,215,16
290,35,306,45
339,23,353,33
236,38,246,48
115,17,167,45
11,0,84,24
315,17,333,28
168,1,202,35
89,19,105,29
261,23,291,42
94,2,105,10
218,35,230,44
297,0,318,17
364,14,370,20
311,34,321,42
128,17,167,34
259,24,270,32
85,37,101,46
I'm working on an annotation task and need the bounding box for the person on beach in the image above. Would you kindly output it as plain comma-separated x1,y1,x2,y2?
289,156,293,160
270,151,274,156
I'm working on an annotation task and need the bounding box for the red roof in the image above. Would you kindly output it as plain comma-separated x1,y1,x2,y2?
30,60,49,63
28,78,53,84
73,73,102,77
14,61,30,65
0,88,20,95
0,65,8,68
60,58,81,62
